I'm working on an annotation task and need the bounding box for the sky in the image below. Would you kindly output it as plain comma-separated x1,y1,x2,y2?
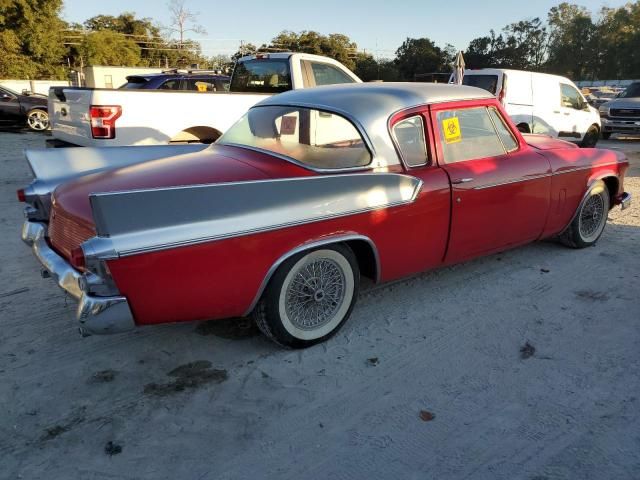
61,0,630,58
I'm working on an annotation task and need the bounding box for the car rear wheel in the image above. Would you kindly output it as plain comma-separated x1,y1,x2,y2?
560,181,610,248
252,245,359,348
580,125,600,148
26,109,49,131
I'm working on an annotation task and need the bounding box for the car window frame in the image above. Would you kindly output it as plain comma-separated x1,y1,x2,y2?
429,100,522,167
560,83,586,110
219,104,376,173
389,112,431,168
301,60,357,88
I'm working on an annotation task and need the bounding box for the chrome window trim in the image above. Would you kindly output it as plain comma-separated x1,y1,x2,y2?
243,234,380,316
389,114,429,168
220,143,374,174
487,106,520,153
219,103,378,170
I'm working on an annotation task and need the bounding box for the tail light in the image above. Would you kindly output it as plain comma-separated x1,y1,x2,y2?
17,189,26,202
90,105,122,139
498,74,508,106
70,246,86,270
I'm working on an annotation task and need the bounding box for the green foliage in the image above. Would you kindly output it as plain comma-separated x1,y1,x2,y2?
264,31,358,70
394,37,451,81
0,0,67,78
79,30,142,66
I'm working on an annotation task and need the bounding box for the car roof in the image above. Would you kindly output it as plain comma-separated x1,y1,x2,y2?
254,82,493,170
258,82,492,114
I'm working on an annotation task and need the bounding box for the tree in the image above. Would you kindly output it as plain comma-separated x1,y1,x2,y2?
546,3,596,78
79,30,142,66
0,0,67,78
231,42,258,61
167,0,206,48
265,31,358,70
394,37,450,81
354,53,401,81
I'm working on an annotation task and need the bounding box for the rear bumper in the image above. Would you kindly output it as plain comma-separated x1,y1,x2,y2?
21,220,135,336
619,192,632,210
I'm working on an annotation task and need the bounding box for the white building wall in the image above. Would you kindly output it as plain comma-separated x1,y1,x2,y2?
0,80,70,95
83,66,164,88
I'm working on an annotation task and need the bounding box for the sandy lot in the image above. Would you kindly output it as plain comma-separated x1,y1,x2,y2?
1,131,638,480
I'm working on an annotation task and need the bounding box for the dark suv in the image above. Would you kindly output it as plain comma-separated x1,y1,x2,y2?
119,71,230,92
599,82,640,139
0,85,49,131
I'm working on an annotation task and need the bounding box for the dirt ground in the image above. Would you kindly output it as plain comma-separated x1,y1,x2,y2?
1,130,638,480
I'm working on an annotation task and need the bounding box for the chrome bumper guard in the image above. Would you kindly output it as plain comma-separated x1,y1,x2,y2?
21,220,135,336
620,192,632,211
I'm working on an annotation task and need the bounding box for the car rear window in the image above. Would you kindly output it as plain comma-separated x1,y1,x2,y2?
463,75,499,95
119,77,150,89
219,106,371,170
230,59,292,93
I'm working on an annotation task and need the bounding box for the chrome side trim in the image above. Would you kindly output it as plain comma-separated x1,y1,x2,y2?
243,234,381,316
472,162,622,190
85,173,422,259
473,172,552,190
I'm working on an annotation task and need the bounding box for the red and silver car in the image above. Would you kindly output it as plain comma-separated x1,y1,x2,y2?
19,83,632,348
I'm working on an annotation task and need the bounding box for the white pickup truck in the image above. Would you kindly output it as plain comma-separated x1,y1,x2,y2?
49,53,361,147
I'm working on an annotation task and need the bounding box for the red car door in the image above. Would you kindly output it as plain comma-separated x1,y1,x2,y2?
430,101,552,263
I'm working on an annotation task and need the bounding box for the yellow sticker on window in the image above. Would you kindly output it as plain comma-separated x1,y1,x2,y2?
442,117,462,144
196,82,207,92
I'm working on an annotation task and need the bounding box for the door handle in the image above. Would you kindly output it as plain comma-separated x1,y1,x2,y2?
553,110,560,114
451,178,474,184
563,112,571,116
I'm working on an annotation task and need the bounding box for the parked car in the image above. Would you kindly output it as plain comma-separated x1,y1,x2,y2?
463,69,602,147
119,71,229,92
0,85,49,131
19,83,631,347
599,82,640,139
48,53,362,147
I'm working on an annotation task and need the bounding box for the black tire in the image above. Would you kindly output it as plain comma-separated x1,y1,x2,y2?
580,125,600,148
601,132,612,140
560,181,610,248
26,108,49,131
252,244,360,348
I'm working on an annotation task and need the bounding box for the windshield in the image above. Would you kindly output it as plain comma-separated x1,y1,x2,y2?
230,59,292,93
620,83,640,98
219,106,371,170
463,74,499,94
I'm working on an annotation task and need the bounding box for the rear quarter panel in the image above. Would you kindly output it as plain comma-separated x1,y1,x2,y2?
105,171,451,326
540,147,626,237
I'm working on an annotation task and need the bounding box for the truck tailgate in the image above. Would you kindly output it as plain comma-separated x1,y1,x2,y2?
49,88,94,146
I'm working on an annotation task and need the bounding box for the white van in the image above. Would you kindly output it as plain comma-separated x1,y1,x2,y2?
463,69,601,147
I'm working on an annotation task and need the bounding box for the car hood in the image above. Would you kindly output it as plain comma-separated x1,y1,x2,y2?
602,97,640,109
53,144,313,226
522,134,578,150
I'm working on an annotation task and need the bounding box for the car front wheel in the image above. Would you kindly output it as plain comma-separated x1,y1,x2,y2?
580,125,600,148
26,109,49,131
560,181,610,248
253,245,359,348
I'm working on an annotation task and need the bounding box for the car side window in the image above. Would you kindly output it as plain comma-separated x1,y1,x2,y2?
185,79,217,92
393,116,428,167
308,62,356,86
488,108,518,152
560,83,584,110
436,107,508,164
159,79,181,90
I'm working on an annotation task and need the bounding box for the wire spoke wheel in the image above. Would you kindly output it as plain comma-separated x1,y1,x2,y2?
284,258,346,331
579,193,605,240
